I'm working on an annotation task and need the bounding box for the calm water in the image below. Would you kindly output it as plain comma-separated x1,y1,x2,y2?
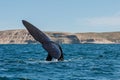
0,44,120,80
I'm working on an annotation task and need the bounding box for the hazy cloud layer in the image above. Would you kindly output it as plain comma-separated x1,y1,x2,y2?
79,16,120,27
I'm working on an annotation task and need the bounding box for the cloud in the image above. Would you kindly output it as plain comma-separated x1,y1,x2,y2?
78,16,120,27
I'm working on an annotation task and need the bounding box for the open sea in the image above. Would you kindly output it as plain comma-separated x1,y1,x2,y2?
0,44,120,80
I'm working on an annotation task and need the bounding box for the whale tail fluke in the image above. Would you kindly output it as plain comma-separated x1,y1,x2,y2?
22,20,64,61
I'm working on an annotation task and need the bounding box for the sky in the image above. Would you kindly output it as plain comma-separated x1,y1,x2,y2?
0,0,120,33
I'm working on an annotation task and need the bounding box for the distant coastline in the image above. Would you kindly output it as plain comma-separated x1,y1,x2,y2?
0,29,120,44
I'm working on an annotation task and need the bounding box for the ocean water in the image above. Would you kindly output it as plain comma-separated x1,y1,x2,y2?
0,44,120,80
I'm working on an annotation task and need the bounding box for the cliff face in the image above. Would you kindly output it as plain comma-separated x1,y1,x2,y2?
0,29,119,44
0,30,79,44
0,30,36,44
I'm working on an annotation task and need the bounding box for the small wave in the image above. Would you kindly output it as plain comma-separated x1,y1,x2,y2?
65,57,83,62
24,57,83,64
24,59,59,64
0,76,31,80
0,68,8,71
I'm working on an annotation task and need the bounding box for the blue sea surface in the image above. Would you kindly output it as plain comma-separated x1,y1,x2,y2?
0,44,120,80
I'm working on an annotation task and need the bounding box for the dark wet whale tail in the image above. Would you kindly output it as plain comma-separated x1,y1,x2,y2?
22,20,64,61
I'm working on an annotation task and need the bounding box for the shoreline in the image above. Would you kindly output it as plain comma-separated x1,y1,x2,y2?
0,29,120,44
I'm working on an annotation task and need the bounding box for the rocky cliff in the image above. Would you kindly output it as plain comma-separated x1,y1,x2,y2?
0,29,120,44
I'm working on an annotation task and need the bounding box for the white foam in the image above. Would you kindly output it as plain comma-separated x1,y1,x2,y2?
52,59,58,62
